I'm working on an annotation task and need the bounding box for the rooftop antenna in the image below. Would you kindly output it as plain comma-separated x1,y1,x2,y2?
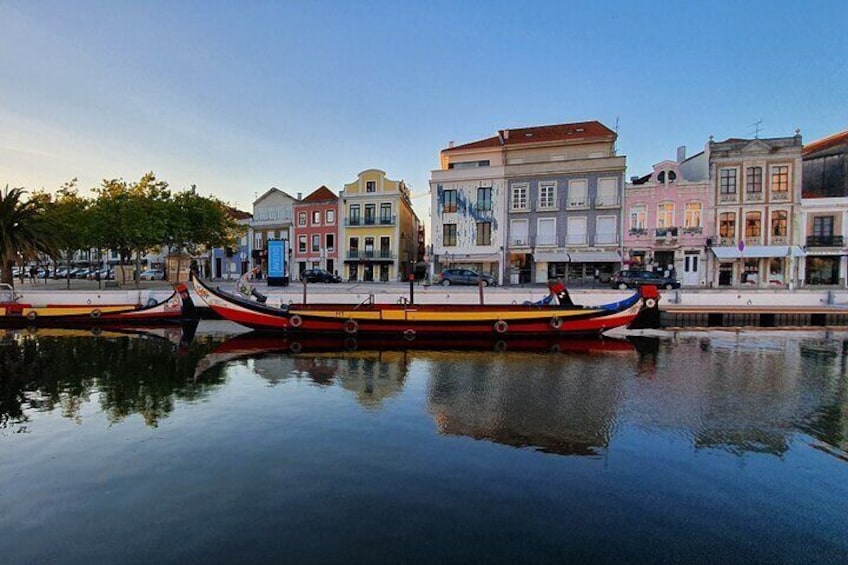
613,116,620,155
750,119,763,139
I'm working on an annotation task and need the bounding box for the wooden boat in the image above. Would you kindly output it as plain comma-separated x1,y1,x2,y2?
0,282,195,327
190,272,659,337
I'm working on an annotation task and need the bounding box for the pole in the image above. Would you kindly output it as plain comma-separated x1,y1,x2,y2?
478,277,484,305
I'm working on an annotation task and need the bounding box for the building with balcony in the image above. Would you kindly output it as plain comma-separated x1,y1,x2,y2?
340,169,420,282
248,187,298,275
432,120,626,285
624,146,712,287
801,129,848,287
429,138,506,282
291,185,339,280
708,133,804,287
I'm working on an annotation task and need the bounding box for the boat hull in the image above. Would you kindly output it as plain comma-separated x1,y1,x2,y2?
191,274,653,337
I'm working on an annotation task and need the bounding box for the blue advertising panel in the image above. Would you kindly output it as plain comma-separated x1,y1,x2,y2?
267,240,286,278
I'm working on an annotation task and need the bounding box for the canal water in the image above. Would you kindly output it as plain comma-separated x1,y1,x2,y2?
1,324,846,564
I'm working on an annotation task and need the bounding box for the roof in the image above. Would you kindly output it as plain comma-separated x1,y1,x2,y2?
300,185,338,204
804,129,848,155
253,187,298,205
225,206,252,220
443,120,615,153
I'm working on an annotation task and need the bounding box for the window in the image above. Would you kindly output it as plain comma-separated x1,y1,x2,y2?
326,233,335,252
349,205,360,225
364,204,376,225
657,170,677,184
510,183,528,210
298,235,307,253
254,233,263,249
380,203,392,224
745,212,761,238
771,165,789,192
312,210,321,224
566,217,587,245
720,168,737,194
537,218,556,245
813,216,834,237
311,234,320,252
349,237,359,254
448,160,490,169
477,187,492,211
596,216,617,245
510,219,528,246
596,178,618,206
719,212,736,238
657,202,674,229
326,209,335,224
366,180,376,192
443,190,457,213
476,222,492,246
771,211,787,237
630,205,647,231
538,181,556,209
746,167,763,193
379,237,390,258
568,179,588,207
684,202,702,228
298,212,307,226
443,224,457,246
364,237,374,257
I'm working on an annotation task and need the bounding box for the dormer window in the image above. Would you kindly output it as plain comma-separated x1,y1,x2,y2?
657,170,677,184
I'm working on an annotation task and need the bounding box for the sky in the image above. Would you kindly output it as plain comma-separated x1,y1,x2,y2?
1,0,846,224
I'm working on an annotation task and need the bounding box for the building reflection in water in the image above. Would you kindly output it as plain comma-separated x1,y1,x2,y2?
2,328,846,461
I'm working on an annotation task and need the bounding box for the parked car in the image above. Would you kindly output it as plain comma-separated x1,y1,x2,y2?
610,270,680,290
301,268,342,283
434,269,497,287
139,269,166,281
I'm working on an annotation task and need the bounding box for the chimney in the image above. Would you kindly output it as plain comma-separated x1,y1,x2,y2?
497,130,504,145
448,140,454,148
677,146,687,162
503,129,510,140
630,176,640,182
297,192,302,200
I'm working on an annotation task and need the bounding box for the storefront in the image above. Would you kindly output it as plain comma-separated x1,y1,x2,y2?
533,251,621,285
710,245,805,287
804,254,843,286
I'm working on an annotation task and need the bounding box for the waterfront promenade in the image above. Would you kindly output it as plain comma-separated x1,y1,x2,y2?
9,277,848,311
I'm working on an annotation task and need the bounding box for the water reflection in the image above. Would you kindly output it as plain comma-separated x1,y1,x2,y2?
1,327,846,460
0,325,221,432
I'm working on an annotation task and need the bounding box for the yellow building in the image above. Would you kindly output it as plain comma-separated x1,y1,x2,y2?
340,169,420,282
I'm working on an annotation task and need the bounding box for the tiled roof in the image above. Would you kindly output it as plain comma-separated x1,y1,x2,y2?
301,185,338,203
443,120,615,152
225,206,252,220
804,129,848,155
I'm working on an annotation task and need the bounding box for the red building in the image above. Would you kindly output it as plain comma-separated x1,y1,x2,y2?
292,185,340,279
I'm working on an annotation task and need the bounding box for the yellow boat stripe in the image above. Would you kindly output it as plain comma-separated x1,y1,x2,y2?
289,308,605,322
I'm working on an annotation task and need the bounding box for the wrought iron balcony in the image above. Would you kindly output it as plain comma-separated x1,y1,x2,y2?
806,235,844,247
655,227,679,239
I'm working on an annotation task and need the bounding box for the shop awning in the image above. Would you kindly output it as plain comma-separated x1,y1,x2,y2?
567,251,622,263
711,245,805,259
442,253,501,262
533,252,568,263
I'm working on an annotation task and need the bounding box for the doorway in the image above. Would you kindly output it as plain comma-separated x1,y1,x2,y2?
683,253,699,286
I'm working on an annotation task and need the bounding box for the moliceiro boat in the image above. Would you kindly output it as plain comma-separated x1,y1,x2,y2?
190,273,659,337
0,282,195,327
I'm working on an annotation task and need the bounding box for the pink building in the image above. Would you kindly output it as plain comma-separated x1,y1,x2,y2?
292,186,339,279
623,147,712,287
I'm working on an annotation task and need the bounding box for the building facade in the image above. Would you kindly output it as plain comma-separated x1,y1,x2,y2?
431,121,626,285
624,147,712,286
249,188,298,275
340,169,420,282
801,129,848,287
291,185,339,280
708,134,804,287
210,207,252,279
429,141,506,282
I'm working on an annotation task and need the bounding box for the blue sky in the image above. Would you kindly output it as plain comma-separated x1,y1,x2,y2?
1,0,846,223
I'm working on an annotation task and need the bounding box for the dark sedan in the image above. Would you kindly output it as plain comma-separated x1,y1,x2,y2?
610,270,680,290
301,269,342,283
434,268,497,287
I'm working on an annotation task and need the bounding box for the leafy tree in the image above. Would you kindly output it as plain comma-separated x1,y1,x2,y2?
0,187,61,286
39,179,94,288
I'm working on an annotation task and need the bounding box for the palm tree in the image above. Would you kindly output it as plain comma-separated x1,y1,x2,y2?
0,187,61,286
